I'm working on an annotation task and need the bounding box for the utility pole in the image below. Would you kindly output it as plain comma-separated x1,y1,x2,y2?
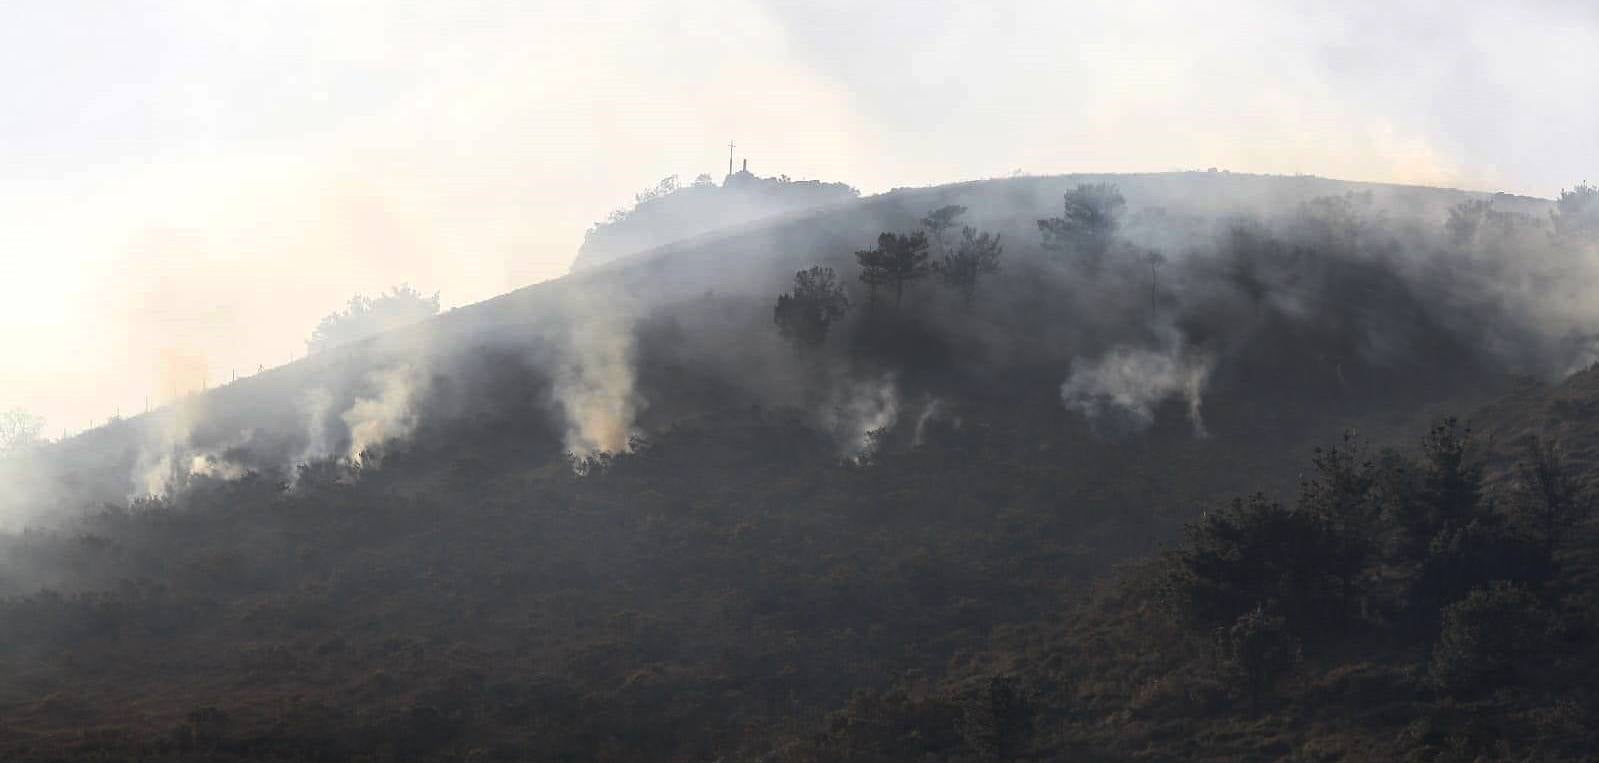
727,139,736,178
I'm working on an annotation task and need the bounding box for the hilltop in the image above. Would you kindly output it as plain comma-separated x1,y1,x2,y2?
569,163,860,272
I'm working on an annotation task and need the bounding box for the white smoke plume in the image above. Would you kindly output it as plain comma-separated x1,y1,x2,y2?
134,449,179,499
184,428,257,483
1060,339,1215,438
189,453,247,481
342,364,429,466
297,388,335,465
824,375,900,461
131,397,206,498
912,397,942,448
552,295,644,461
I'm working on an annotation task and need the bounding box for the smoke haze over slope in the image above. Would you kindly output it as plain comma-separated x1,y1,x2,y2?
6,5,1599,758
3,0,1598,433
2,169,1595,532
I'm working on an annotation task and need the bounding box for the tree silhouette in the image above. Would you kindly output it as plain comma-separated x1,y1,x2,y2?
938,226,1003,307
1447,197,1540,250
1037,183,1125,267
1396,418,1483,558
857,232,931,309
1513,437,1591,556
0,407,44,456
307,284,440,355
773,266,851,350
1225,604,1300,715
954,675,1032,761
1144,249,1166,320
1221,223,1284,317
634,175,680,205
1446,199,1493,246
1429,582,1548,697
921,204,967,256
1552,182,1599,242
855,245,889,309
1164,493,1356,635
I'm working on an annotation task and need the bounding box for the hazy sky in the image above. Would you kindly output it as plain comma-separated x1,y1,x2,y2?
2,0,1596,434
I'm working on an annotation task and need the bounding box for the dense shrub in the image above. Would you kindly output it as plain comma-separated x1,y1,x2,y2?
1429,582,1549,697
1164,494,1356,636
1224,605,1301,714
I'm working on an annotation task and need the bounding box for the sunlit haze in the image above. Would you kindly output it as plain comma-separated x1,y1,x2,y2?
2,0,1596,434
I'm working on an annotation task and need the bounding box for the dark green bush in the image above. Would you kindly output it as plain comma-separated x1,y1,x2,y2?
1429,581,1549,697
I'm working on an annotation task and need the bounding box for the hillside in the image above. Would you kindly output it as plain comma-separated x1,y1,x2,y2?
4,170,1560,524
1,171,1597,761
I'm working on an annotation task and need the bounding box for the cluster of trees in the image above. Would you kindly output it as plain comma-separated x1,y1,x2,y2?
1443,182,1599,252
855,230,932,309
1162,421,1591,708
771,202,1011,350
768,177,1599,396
614,173,718,220
1037,182,1126,269
771,183,1140,352
1552,182,1599,242
845,202,1010,313
305,284,440,355
772,266,850,351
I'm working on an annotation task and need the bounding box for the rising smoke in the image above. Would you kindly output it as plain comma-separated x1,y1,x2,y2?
823,374,900,461
1060,336,1215,438
551,288,645,460
911,396,942,448
5,172,1597,527
189,452,249,481
297,388,336,466
130,397,207,498
342,364,430,467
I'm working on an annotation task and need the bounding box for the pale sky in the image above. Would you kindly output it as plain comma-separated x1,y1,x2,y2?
1,0,1596,434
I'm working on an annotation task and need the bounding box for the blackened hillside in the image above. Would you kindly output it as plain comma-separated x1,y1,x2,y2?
1,172,1596,761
